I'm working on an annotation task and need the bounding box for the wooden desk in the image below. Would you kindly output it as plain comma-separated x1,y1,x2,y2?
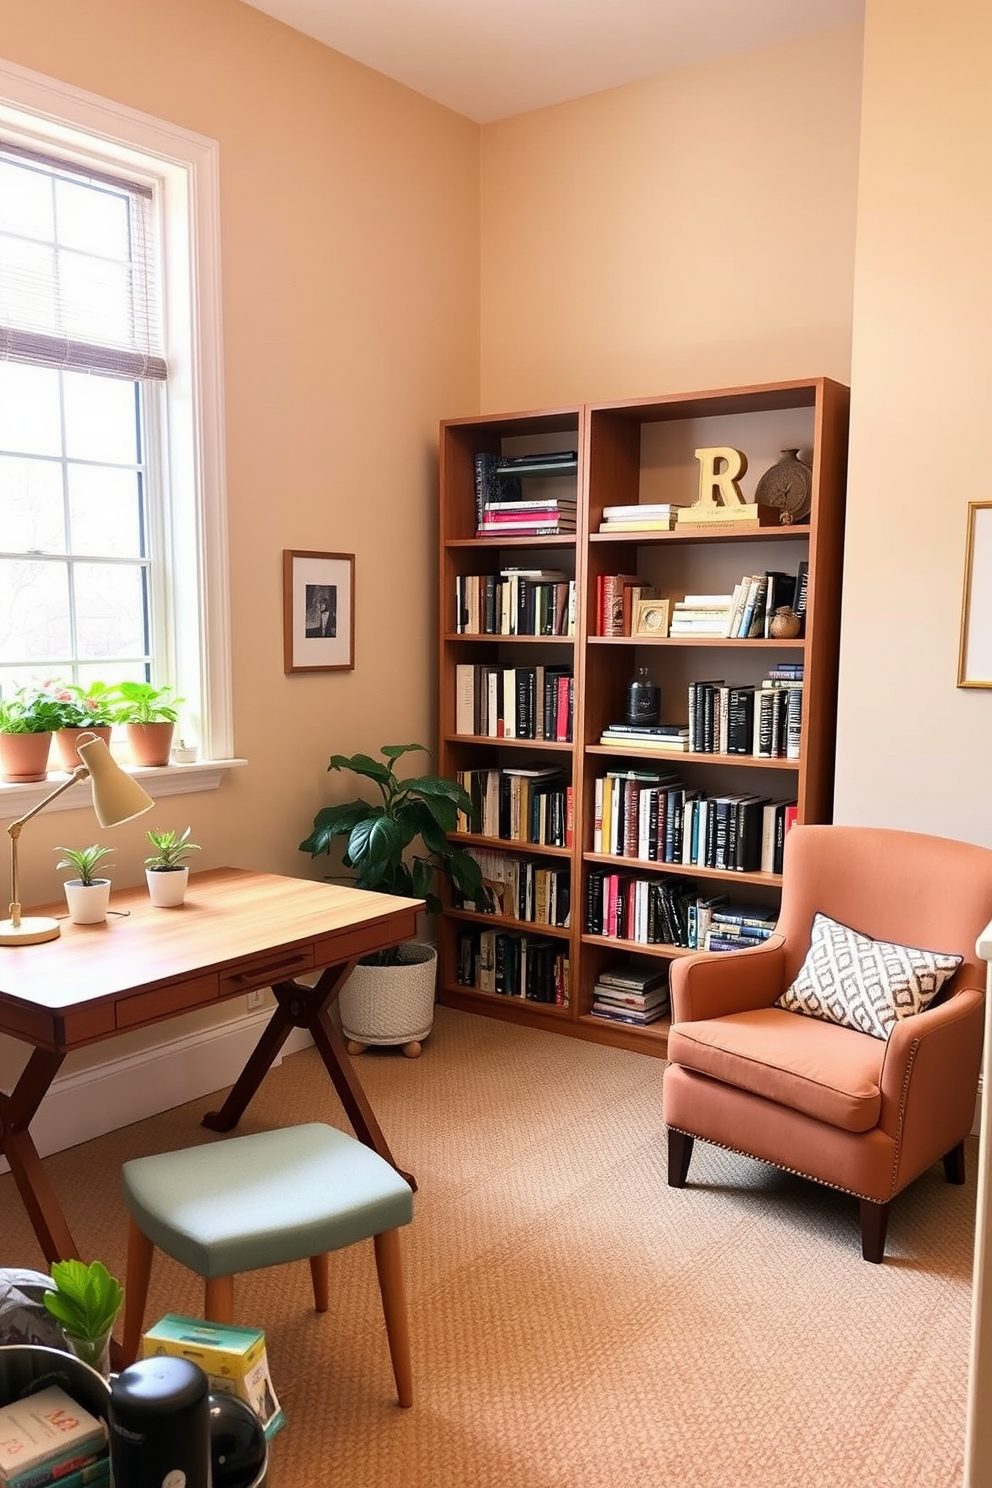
0,867,423,1267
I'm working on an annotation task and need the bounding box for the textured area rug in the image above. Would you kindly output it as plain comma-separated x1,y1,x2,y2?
0,1007,975,1487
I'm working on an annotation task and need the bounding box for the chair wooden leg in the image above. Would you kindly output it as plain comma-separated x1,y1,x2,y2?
943,1142,966,1185
204,1275,235,1323
859,1199,889,1262
667,1128,694,1188
310,1254,329,1313
122,1220,155,1365
373,1228,412,1408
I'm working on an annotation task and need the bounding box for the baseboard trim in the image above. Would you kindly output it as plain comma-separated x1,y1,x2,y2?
0,1013,314,1174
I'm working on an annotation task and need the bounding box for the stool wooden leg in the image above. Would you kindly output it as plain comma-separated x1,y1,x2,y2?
122,1220,155,1366
310,1254,329,1313
373,1228,412,1408
204,1275,235,1323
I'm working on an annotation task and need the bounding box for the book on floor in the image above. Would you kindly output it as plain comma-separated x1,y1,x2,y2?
0,1388,106,1486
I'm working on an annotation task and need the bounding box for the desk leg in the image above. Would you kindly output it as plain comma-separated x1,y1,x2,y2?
202,1001,296,1132
0,1048,79,1266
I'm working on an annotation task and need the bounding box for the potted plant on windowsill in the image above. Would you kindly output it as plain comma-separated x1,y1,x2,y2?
145,826,200,906
54,844,115,925
43,681,121,772
299,743,482,1057
0,689,66,783
114,682,183,767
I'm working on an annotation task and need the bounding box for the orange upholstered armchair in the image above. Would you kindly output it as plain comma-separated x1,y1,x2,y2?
663,825,992,1260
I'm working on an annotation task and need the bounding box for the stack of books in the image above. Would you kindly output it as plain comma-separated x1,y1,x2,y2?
702,902,778,952
669,594,735,636
0,1385,109,1488
598,503,678,533
590,961,670,1026
475,450,578,537
598,722,689,752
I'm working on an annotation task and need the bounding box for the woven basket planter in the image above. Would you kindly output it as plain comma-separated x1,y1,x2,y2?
339,942,438,1057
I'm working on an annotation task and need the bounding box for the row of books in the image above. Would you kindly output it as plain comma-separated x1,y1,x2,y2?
668,563,807,638
455,927,570,1004
590,960,670,1026
593,770,797,873
595,572,657,635
456,846,571,927
700,901,778,952
687,667,803,757
0,1385,108,1488
597,502,679,534
454,766,573,848
586,871,779,948
454,663,574,741
454,568,576,636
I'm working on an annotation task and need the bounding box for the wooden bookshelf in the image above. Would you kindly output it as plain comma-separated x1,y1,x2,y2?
437,379,849,1057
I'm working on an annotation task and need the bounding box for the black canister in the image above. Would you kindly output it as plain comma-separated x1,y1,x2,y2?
625,668,660,726
109,1356,210,1488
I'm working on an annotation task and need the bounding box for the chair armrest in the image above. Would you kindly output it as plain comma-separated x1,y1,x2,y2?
670,935,786,1023
877,986,985,1141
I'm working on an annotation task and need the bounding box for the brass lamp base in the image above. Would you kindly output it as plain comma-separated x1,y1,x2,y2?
0,916,62,946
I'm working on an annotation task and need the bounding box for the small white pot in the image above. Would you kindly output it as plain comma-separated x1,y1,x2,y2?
146,865,189,907
64,879,112,925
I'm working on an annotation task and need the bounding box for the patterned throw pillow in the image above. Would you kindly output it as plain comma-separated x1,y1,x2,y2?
776,912,962,1040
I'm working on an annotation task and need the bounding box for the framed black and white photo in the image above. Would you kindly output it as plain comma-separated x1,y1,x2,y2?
283,550,355,673
958,503,992,688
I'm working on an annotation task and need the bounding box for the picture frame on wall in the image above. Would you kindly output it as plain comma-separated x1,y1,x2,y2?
957,503,992,688
283,550,355,673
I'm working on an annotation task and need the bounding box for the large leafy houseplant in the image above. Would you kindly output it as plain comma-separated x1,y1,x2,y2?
300,743,482,965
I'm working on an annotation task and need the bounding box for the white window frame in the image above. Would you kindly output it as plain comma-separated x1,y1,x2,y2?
0,58,242,817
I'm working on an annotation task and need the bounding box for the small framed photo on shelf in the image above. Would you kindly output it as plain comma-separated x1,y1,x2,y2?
632,598,671,638
958,502,992,688
283,550,355,673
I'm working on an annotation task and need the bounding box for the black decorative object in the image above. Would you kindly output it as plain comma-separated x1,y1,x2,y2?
625,668,660,726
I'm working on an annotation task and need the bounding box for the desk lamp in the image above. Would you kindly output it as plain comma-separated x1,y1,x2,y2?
0,732,154,946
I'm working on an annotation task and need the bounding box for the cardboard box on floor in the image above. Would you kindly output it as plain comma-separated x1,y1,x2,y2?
142,1314,285,1438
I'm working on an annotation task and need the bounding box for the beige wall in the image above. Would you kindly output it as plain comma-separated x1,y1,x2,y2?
0,0,479,1079
479,24,863,410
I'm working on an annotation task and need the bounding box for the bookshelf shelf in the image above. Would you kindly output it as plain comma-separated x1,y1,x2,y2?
437,378,848,1056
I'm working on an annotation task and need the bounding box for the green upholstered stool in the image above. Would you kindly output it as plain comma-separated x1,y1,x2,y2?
120,1123,414,1406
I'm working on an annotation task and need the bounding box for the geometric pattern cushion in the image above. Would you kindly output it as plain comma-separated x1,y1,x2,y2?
775,912,962,1040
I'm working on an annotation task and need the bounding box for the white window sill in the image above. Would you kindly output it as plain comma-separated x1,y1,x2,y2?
0,759,248,822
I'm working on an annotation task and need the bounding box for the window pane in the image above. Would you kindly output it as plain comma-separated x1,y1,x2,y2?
55,178,130,258
74,562,147,659
60,250,132,344
0,233,57,332
0,160,54,239
0,362,61,456
0,456,66,553
63,372,138,464
0,558,71,661
67,463,143,557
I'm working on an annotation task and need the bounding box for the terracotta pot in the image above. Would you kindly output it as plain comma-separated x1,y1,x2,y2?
127,721,175,767
0,731,53,783
55,725,113,773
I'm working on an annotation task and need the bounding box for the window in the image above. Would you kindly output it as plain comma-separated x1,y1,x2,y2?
0,58,233,797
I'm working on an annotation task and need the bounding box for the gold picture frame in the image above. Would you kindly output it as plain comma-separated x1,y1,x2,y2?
283,550,355,673
957,502,992,688
632,598,671,638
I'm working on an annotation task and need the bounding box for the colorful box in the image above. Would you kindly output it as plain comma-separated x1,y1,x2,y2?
141,1314,284,1438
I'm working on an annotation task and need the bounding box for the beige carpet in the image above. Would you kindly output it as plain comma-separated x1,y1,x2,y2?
0,1007,976,1488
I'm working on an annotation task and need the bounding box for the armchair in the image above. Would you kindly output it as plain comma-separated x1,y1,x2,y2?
663,824,992,1260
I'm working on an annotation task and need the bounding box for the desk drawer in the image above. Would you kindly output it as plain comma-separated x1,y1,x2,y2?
218,946,314,999
117,973,220,1029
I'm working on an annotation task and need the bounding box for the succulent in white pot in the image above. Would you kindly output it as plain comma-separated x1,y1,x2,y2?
54,843,114,925
145,826,200,906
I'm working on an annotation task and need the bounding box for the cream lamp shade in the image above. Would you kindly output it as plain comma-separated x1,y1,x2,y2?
0,732,155,947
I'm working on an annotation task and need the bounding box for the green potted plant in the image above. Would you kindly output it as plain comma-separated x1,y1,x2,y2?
42,1257,123,1378
114,681,183,767
144,826,200,906
43,681,121,772
0,688,66,782
54,843,115,925
300,743,482,1056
